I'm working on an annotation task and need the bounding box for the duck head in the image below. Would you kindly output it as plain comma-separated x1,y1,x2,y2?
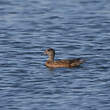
44,48,55,61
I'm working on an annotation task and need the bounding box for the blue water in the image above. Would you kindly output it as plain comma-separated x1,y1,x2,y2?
0,0,110,110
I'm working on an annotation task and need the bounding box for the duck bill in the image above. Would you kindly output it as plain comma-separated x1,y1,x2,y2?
44,50,47,55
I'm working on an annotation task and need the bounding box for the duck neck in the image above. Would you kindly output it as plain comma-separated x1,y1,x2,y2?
48,55,54,62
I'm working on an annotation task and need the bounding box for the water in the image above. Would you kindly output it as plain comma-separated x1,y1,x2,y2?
0,0,110,110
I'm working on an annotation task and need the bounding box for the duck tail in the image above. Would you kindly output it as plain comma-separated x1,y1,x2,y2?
71,58,84,67
79,59,84,64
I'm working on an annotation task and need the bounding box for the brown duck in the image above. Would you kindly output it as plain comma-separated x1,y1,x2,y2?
44,48,84,68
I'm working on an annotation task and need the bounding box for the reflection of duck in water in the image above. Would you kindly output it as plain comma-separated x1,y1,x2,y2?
44,48,84,68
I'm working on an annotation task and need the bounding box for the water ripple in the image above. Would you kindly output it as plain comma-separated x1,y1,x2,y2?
0,0,110,110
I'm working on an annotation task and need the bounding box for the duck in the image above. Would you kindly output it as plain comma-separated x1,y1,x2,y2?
44,48,84,68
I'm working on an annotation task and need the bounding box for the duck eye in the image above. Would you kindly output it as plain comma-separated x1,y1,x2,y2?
48,49,52,51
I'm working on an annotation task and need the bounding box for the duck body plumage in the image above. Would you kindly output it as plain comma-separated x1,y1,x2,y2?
45,58,83,68
44,48,84,68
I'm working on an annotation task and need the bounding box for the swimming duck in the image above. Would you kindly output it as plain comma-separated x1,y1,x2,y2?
44,48,84,68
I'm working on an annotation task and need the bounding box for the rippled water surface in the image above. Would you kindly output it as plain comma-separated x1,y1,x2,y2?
0,0,110,110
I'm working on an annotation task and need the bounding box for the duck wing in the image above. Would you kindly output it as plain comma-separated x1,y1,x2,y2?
54,58,84,67
69,58,84,67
